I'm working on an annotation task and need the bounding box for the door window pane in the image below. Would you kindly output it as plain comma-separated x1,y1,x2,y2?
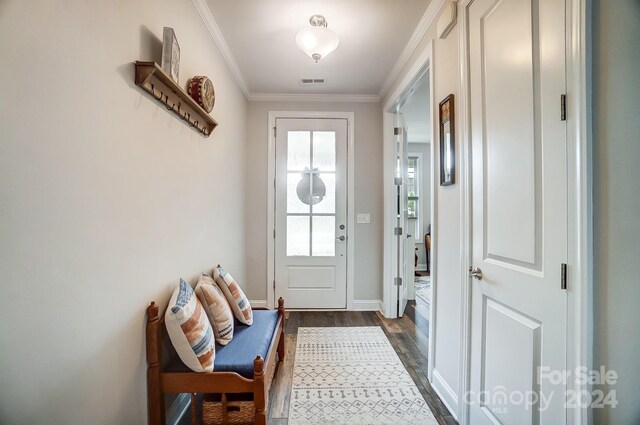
312,131,336,171
287,173,310,213
287,216,310,256
288,131,310,170
312,173,336,214
312,216,335,256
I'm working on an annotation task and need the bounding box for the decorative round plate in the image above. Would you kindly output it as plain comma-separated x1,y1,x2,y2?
188,76,215,112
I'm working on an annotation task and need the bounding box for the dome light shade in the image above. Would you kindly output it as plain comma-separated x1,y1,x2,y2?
295,15,339,63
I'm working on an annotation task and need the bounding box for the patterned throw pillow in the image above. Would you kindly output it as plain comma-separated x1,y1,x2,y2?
165,279,215,372
195,273,234,346
213,265,253,326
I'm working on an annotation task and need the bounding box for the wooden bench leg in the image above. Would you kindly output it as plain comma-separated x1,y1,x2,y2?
277,297,285,361
147,302,165,425
190,393,197,425
253,356,267,425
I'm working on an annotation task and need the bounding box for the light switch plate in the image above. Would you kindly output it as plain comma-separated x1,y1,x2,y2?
357,213,371,224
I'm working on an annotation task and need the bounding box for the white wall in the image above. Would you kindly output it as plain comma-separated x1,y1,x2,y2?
245,101,383,303
592,1,640,424
0,1,248,423
383,0,463,414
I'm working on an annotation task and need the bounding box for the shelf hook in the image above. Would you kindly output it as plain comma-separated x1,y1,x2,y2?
150,84,163,101
164,95,174,111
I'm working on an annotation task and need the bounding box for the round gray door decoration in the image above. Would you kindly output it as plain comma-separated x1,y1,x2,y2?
297,168,326,205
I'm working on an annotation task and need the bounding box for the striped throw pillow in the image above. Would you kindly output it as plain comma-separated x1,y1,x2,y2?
213,265,253,326
165,279,215,372
195,273,234,345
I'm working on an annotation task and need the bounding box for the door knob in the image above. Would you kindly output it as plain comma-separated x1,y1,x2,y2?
469,266,483,280
336,235,346,241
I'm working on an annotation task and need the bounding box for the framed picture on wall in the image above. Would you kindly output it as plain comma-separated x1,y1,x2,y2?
439,94,455,186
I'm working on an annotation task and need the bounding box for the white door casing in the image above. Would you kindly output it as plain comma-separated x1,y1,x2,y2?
467,0,568,423
395,113,411,317
274,118,348,309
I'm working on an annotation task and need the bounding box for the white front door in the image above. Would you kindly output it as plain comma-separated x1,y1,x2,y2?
274,118,348,309
467,0,568,423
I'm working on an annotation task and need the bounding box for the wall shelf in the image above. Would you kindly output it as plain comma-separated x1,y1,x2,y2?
134,61,218,137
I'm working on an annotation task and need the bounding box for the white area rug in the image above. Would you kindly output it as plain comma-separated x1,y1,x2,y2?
288,327,438,425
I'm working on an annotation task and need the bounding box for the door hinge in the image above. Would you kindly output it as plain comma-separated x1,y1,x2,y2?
273,126,277,138
273,229,276,239
274,178,276,188
273,280,276,290
394,177,403,186
394,227,403,236
561,263,567,290
560,94,567,121
394,127,403,136
394,277,403,286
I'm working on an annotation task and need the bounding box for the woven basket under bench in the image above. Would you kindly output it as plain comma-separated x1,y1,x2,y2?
145,298,285,425
202,394,255,425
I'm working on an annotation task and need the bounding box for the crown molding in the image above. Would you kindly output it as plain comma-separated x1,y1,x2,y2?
378,0,449,99
191,0,250,97
247,93,380,103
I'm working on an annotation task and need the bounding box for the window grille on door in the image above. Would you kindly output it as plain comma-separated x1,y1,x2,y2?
286,130,337,257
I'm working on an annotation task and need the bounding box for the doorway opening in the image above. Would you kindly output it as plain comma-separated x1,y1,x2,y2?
382,42,436,376
399,76,433,332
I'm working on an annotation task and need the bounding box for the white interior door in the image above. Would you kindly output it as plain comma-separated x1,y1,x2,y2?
274,118,348,309
467,0,568,423
395,113,411,317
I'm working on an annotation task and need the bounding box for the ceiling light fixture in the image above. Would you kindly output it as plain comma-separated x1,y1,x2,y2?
295,15,340,63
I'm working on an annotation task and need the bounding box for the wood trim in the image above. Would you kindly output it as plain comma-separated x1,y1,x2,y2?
457,2,472,423
565,0,592,423
431,369,459,421
379,0,448,99
382,42,434,320
248,93,380,103
190,0,250,97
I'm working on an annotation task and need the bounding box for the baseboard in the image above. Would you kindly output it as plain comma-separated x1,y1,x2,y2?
167,393,190,425
352,299,383,311
252,299,382,311
431,369,459,420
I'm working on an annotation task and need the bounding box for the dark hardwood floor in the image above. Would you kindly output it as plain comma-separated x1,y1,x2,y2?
266,306,457,425
183,305,457,425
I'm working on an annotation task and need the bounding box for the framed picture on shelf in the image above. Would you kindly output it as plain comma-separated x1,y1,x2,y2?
162,27,180,83
439,94,455,186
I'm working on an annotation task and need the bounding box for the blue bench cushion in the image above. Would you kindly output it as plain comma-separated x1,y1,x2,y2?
213,310,279,378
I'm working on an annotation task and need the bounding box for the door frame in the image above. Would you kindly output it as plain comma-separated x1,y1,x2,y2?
266,111,356,310
457,0,592,424
382,41,436,374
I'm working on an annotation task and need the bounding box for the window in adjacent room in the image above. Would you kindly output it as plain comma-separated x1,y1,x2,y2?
407,155,421,240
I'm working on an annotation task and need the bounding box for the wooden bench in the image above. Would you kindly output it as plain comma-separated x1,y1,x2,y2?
145,297,285,425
